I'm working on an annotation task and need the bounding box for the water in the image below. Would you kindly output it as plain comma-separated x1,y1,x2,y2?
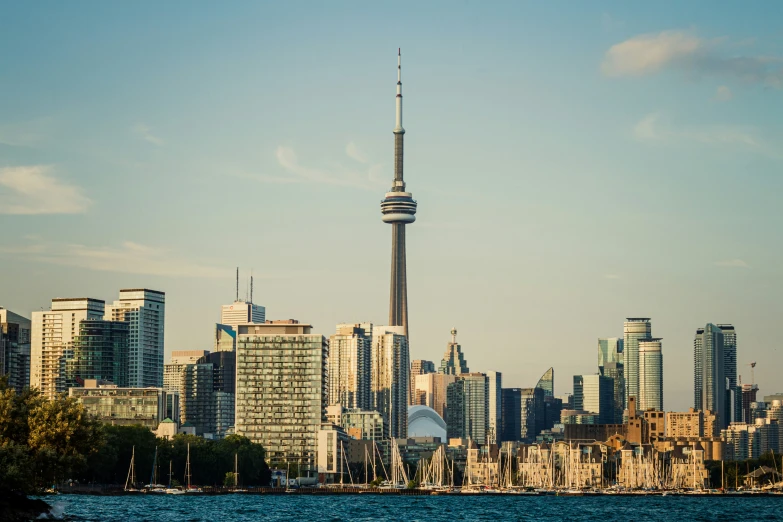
47,494,783,521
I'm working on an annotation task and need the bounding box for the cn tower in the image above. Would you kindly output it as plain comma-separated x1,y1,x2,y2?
381,49,417,341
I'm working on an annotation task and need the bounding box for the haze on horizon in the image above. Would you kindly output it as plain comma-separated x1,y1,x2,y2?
1,2,782,411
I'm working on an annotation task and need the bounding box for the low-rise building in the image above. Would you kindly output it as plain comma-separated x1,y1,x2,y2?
70,380,170,429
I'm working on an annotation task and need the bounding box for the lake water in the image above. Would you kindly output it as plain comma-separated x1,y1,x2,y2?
47,494,783,521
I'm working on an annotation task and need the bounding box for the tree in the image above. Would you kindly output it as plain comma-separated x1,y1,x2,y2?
224,472,237,487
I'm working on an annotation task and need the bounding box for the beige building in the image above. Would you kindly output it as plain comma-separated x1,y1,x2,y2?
31,298,105,399
666,408,719,438
163,350,209,393
413,372,456,419
328,324,372,410
409,359,435,404
644,410,666,439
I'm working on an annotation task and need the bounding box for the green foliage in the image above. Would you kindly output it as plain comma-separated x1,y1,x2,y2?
705,452,783,489
406,479,419,489
224,472,237,487
369,477,383,487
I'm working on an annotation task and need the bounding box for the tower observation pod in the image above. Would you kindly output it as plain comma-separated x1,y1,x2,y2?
381,49,417,341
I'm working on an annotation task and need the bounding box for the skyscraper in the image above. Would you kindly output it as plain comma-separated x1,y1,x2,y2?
598,337,625,423
381,49,417,342
220,301,265,330
638,338,663,411
0,308,31,393
718,324,740,423
439,328,469,375
31,298,105,399
328,323,372,410
624,318,652,408
65,319,130,387
573,374,615,424
694,324,726,427
486,370,502,444
446,373,488,444
371,325,409,439
409,359,435,404
235,322,328,466
105,289,165,388
181,350,236,438
413,372,455,419
535,367,554,397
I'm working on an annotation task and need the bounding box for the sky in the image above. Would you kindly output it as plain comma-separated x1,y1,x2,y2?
1,1,782,412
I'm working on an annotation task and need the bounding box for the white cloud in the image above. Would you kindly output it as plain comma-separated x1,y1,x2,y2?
714,259,750,269
0,165,91,215
633,112,770,153
274,144,387,190
1,240,232,278
132,123,164,146
602,30,783,88
714,85,733,102
345,142,368,163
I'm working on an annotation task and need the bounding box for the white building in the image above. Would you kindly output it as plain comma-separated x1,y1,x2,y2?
234,321,328,467
163,350,209,393
638,338,663,411
371,325,409,439
220,301,265,330
487,370,502,444
31,298,105,399
328,323,371,410
105,289,165,388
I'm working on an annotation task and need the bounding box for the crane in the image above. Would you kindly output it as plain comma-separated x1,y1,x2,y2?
746,362,756,385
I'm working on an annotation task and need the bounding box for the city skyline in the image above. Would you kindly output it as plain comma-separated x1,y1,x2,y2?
2,2,783,411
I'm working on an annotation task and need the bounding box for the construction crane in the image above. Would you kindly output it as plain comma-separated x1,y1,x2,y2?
746,362,756,385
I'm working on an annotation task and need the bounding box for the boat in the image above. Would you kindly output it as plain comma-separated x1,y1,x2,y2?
184,443,203,493
125,446,140,493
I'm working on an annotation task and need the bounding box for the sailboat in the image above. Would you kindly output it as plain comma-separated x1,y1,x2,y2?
146,446,166,492
231,453,248,493
125,446,140,493
165,460,185,494
184,443,203,493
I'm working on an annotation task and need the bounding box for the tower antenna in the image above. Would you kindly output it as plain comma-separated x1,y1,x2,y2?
236,267,239,302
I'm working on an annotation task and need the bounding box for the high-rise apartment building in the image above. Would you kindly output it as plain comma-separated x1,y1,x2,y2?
214,324,237,352
70,380,171,429
439,328,469,375
235,322,328,466
381,49,417,342
573,374,614,424
410,359,435,404
666,408,718,438
624,318,652,408
220,301,265,330
31,298,105,399
638,338,663,411
181,350,236,438
487,370,502,444
598,338,624,423
446,373,488,444
105,289,165,388
413,372,456,419
371,325,409,439
742,384,759,423
328,323,372,410
694,324,726,428
501,387,545,442
0,308,31,393
718,324,739,423
65,319,130,387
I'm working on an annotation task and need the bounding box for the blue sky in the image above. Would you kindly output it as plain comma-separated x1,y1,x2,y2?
1,1,782,410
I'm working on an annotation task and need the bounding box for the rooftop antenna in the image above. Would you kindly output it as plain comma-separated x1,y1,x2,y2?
250,269,254,304
236,267,239,302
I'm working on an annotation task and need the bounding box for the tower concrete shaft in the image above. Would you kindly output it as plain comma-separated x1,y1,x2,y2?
381,49,417,341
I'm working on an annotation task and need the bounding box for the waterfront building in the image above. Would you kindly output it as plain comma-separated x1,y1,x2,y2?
573,374,614,424
666,408,719,438
328,323,372,410
220,300,265,330
65,319,129,387
105,289,165,388
535,367,554,397
70,379,171,429
638,338,663,411
371,325,409,439
181,350,236,438
722,419,782,460
409,359,435,404
623,318,652,408
446,373,488,444
487,370,502,444
235,322,328,467
644,410,665,439
439,328,469,375
32,298,105,399
694,324,726,428
0,307,31,393
381,49,417,343
413,372,456,419
163,350,210,393
598,337,624,423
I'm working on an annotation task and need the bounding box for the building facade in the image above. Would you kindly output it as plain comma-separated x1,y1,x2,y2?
694,324,726,428
220,301,265,330
180,350,236,438
623,318,652,409
413,372,456,419
235,322,328,467
31,298,105,399
105,289,165,388
718,324,740,423
573,374,614,424
446,373,488,444
0,308,31,393
163,350,210,393
70,381,170,429
638,338,663,412
65,319,130,387
328,323,372,410
598,337,624,423
535,367,554,397
371,325,409,439
409,359,435,404
487,370,502,444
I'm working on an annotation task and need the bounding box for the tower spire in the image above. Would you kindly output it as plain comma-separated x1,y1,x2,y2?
394,48,404,136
